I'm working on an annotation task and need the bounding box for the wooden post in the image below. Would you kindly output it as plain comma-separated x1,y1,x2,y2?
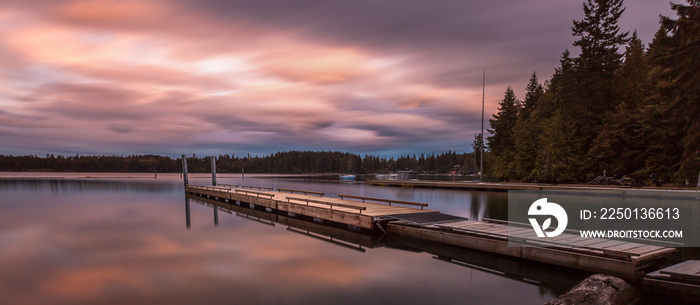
210,156,217,186
154,171,157,179
242,168,245,180
182,154,189,187
214,208,219,226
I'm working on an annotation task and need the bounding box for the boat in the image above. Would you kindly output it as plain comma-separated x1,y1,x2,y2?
339,174,356,182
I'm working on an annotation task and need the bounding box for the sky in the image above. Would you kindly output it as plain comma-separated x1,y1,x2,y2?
0,0,675,158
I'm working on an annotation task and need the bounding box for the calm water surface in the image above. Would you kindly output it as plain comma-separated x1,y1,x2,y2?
0,173,583,305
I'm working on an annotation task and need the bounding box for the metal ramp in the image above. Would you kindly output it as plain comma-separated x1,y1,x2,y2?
388,212,467,225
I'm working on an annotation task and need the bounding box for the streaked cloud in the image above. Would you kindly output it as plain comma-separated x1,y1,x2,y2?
0,0,674,156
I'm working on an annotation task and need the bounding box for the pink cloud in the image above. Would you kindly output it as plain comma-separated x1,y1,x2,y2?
8,0,664,155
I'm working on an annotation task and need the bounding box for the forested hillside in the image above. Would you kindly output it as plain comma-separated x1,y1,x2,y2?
486,0,699,185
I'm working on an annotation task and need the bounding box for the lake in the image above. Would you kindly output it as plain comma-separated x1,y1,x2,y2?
0,172,588,304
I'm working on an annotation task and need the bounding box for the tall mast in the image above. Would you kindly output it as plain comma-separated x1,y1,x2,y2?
480,68,485,180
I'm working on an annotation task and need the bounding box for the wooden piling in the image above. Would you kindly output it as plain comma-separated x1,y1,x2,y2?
182,154,188,187
210,156,217,186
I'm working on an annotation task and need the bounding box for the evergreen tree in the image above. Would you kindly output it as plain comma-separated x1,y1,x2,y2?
524,50,578,182
588,31,650,177
572,0,629,73
645,0,700,184
488,86,520,154
487,86,520,178
571,0,630,176
520,71,544,119
512,72,544,180
534,110,579,183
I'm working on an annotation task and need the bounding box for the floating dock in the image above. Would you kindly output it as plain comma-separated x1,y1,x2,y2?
188,193,590,293
368,179,651,191
184,184,676,281
185,184,439,230
387,219,676,281
644,260,700,298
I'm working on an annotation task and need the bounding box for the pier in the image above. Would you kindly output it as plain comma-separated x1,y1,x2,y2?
387,219,675,280
366,179,696,191
644,260,700,298
185,184,439,230
184,184,676,281
187,193,591,292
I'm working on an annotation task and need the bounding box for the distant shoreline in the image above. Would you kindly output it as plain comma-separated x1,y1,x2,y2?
1,172,697,192
366,179,700,192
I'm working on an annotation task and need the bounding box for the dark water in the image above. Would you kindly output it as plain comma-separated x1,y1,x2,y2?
0,173,587,305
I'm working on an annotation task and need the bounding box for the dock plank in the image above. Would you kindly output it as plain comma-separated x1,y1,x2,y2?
660,260,700,281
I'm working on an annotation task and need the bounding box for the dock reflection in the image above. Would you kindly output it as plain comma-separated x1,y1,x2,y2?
385,235,590,292
186,194,589,295
187,194,381,249
185,196,191,228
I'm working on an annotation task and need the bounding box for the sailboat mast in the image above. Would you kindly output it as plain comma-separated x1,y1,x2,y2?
480,68,485,180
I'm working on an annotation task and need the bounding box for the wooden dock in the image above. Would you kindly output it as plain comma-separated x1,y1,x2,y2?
368,179,656,191
189,193,591,292
386,219,676,281
644,260,700,298
185,184,436,230
185,184,677,281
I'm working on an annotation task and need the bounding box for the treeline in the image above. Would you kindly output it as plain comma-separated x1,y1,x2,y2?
0,151,478,174
486,0,699,186
0,155,181,173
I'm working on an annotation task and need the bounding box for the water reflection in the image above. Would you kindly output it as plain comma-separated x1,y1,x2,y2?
1,176,560,305
0,178,177,193
187,193,587,297
388,236,589,292
188,195,381,249
185,196,191,229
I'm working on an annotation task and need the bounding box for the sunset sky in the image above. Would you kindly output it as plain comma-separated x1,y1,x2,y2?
1,0,673,157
